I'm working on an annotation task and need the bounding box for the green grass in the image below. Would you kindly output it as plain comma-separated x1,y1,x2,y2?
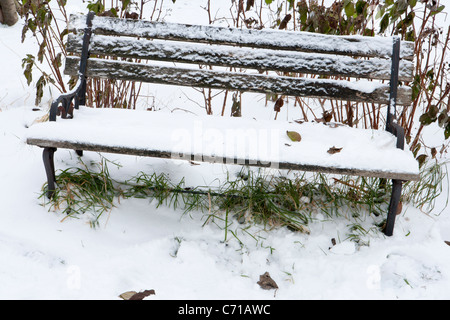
403,160,449,215
40,158,119,227
40,156,448,238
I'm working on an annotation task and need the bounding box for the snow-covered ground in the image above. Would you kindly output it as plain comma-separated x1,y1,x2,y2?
1,0,450,300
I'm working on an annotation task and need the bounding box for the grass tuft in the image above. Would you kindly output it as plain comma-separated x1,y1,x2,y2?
403,160,449,215
40,158,119,227
40,157,448,238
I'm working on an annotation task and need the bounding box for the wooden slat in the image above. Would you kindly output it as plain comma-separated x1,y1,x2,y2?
64,56,412,105
67,34,414,82
26,137,420,181
69,14,415,60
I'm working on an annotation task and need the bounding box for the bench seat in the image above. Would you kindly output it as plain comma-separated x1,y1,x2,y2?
27,106,419,181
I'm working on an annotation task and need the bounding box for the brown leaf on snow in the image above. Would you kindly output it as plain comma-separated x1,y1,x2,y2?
327,146,342,154
119,289,155,300
119,291,137,300
444,241,450,246
257,272,278,290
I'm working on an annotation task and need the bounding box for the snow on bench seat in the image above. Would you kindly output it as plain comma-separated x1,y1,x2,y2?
26,107,419,181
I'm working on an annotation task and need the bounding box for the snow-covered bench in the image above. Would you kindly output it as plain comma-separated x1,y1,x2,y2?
26,12,419,236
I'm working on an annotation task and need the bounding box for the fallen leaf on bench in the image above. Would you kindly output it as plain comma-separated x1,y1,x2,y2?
257,272,278,290
286,130,301,142
327,146,342,154
119,289,155,300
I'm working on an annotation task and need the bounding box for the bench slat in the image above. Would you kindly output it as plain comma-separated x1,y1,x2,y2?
69,14,414,60
26,107,420,181
65,56,412,105
26,137,420,181
67,34,414,82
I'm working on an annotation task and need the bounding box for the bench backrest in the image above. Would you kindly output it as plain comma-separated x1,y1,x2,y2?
65,13,414,106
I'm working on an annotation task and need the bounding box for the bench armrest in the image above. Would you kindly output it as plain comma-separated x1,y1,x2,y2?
49,12,95,122
49,76,85,121
387,118,405,150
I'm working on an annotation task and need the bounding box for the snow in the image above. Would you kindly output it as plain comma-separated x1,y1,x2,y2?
1,0,450,301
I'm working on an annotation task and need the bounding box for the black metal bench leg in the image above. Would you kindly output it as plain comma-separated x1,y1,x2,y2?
384,179,402,236
43,147,57,199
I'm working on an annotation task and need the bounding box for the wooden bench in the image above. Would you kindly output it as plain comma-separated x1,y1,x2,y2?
26,12,419,236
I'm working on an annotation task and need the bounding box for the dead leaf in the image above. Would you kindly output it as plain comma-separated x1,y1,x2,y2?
431,147,437,159
119,289,155,300
315,110,333,123
323,110,333,123
119,291,137,300
445,241,450,246
329,238,337,250
257,272,278,290
98,9,117,17
246,0,255,11
273,97,284,112
416,154,428,168
279,14,292,30
125,12,139,19
286,130,301,142
396,201,403,215
327,146,342,154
